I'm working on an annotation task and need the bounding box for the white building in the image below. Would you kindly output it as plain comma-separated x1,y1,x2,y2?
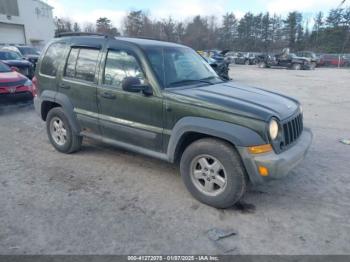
0,0,55,48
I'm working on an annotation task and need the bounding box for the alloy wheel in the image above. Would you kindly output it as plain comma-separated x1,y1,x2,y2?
190,155,227,196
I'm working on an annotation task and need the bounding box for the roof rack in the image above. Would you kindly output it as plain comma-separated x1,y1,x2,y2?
55,32,112,38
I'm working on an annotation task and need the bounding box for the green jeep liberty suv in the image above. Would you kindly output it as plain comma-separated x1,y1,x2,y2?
34,34,312,208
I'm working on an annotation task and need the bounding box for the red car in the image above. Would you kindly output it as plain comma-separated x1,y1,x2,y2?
0,61,35,102
319,54,349,67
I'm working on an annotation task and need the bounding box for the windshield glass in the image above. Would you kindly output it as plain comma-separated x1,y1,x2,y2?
144,46,219,88
18,47,40,55
0,51,22,60
0,62,11,73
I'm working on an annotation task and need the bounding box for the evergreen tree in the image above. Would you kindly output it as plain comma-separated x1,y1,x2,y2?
219,13,238,50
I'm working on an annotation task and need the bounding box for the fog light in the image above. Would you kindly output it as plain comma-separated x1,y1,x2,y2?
258,166,269,176
248,144,272,154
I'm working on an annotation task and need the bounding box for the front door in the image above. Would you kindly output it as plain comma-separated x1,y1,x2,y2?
97,46,163,151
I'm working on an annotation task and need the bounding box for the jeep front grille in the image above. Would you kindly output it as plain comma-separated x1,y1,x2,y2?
282,113,303,147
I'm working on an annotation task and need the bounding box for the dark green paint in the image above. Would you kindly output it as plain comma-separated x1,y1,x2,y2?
36,36,301,156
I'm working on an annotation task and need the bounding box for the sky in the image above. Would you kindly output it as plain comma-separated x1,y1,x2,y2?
45,0,344,28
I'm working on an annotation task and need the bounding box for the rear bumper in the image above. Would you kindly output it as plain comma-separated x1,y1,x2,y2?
237,128,313,184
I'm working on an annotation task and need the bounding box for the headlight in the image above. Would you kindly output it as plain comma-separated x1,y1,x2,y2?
24,79,32,87
269,119,279,140
299,105,303,114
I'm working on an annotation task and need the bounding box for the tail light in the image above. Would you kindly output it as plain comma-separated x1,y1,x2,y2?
32,76,38,97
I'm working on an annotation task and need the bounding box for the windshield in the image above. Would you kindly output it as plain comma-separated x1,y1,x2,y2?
18,47,40,55
0,51,22,60
0,62,11,73
144,46,219,88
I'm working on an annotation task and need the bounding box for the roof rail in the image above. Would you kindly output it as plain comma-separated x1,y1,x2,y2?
55,32,112,38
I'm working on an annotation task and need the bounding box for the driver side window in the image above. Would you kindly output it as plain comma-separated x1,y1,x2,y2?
103,50,145,88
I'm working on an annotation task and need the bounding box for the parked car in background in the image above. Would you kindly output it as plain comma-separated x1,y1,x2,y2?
343,54,350,67
203,56,230,80
258,50,314,70
199,50,230,80
0,61,34,102
0,50,35,79
319,54,349,67
296,51,319,68
234,52,259,65
224,51,238,64
207,50,225,63
1,45,40,68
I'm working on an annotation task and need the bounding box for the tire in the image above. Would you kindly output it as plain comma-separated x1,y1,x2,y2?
180,138,247,208
291,63,301,70
46,107,82,154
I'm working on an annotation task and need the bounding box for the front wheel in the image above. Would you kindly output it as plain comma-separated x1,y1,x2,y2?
46,107,82,154
180,138,247,208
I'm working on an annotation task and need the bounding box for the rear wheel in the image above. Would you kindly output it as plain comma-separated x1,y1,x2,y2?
46,107,82,154
180,138,247,208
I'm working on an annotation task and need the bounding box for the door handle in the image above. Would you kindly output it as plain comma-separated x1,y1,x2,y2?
59,83,71,89
101,92,116,99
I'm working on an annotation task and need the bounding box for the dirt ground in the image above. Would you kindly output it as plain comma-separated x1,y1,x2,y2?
0,66,349,255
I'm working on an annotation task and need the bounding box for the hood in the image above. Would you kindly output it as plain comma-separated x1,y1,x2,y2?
167,81,300,121
1,60,33,67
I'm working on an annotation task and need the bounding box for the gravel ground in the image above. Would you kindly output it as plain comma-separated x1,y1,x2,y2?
0,66,349,255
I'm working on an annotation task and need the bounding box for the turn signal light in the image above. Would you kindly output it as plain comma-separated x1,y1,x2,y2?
248,144,272,154
258,166,269,176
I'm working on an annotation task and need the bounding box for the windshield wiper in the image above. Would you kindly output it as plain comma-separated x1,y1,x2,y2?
168,78,214,87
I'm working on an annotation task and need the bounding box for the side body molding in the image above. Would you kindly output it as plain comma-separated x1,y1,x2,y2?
167,117,266,162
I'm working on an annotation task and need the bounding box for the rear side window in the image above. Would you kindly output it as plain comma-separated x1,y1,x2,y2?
64,48,99,82
40,43,66,76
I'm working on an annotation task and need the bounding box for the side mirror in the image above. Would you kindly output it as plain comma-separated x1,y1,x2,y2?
122,77,153,96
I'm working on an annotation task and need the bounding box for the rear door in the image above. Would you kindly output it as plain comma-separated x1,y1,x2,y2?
58,39,104,135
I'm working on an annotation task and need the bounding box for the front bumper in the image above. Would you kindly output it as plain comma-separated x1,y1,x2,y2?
237,128,313,184
0,91,33,103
